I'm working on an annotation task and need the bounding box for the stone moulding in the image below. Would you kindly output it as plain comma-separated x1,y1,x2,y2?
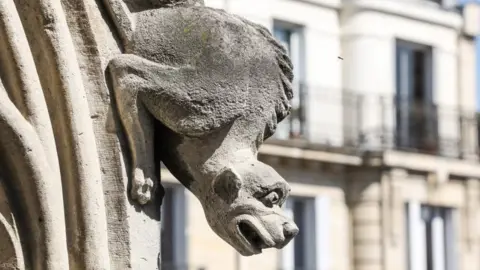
0,0,69,268
1,0,110,268
0,209,24,270
0,0,299,268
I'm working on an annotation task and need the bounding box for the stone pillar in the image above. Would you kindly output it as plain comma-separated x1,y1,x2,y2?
461,179,480,270
348,168,407,270
348,169,383,270
458,32,478,160
382,169,406,270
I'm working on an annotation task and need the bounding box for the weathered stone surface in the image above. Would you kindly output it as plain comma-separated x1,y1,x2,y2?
109,1,299,256
0,0,298,268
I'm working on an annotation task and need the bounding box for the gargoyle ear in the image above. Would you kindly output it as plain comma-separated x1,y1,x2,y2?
212,167,242,204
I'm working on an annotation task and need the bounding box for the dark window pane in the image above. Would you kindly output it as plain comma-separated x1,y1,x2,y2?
419,205,453,270
412,50,426,102
161,187,175,267
426,216,433,270
292,200,306,270
273,27,292,56
395,41,437,153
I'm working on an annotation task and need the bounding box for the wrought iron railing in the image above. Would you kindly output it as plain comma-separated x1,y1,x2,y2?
268,85,479,159
274,82,307,140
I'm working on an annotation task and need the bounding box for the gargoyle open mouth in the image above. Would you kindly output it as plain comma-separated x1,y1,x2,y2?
237,219,272,254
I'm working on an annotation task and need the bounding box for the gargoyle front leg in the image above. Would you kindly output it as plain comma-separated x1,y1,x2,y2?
109,56,156,205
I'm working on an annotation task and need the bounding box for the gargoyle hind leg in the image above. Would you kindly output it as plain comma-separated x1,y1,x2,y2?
109,57,156,205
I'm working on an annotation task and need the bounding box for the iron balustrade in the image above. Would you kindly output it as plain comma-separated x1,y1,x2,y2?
268,86,478,159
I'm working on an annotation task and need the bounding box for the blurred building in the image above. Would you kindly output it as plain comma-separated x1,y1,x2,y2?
160,0,480,270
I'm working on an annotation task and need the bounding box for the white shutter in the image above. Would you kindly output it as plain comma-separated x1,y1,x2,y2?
396,45,413,147
282,200,295,270
407,201,427,270
431,209,445,270
272,27,291,140
290,30,303,137
290,30,301,110
315,196,330,270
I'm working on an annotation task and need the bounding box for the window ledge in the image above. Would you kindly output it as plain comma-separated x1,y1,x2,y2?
259,143,363,166
382,150,480,179
259,143,480,180
343,0,463,30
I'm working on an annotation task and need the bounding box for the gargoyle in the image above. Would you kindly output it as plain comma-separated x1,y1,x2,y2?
106,0,298,255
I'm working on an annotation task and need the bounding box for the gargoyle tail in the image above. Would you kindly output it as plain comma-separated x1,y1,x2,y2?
103,0,135,50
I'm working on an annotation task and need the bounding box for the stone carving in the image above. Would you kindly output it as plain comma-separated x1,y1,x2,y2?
0,0,148,268
0,178,25,270
107,0,299,255
0,0,298,267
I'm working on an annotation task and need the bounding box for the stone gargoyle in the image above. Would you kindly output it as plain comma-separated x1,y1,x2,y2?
106,0,299,255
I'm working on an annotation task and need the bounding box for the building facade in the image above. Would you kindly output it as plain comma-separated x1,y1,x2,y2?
160,0,480,270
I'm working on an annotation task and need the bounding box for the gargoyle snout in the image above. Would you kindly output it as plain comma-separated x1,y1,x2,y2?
275,220,298,249
283,221,299,242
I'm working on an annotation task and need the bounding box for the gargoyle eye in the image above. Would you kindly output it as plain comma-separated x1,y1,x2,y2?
261,189,282,208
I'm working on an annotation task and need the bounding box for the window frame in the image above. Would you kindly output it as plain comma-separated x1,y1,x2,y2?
395,39,437,152
161,185,188,270
272,20,307,140
281,196,330,270
405,202,457,270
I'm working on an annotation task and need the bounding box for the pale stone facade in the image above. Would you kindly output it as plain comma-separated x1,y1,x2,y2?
159,1,480,270
161,150,480,270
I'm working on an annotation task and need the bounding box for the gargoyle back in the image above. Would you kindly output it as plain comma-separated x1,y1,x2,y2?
132,6,293,137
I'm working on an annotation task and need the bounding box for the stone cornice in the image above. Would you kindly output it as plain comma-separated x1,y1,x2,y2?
259,143,480,180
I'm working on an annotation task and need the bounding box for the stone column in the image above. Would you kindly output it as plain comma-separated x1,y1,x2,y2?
461,179,480,270
347,168,383,270
382,169,406,270
458,32,478,160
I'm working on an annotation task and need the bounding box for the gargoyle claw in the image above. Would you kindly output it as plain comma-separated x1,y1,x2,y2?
131,169,155,205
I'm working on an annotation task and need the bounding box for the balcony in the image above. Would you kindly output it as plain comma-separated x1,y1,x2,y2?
268,85,478,160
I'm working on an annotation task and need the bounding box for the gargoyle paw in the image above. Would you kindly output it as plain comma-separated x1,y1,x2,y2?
131,169,155,205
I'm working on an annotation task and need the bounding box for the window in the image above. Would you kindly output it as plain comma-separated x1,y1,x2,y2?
273,21,306,140
395,40,438,153
282,196,329,270
428,0,457,9
406,202,456,270
161,185,187,270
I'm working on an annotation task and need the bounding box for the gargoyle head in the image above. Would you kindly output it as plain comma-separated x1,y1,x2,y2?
201,159,298,256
